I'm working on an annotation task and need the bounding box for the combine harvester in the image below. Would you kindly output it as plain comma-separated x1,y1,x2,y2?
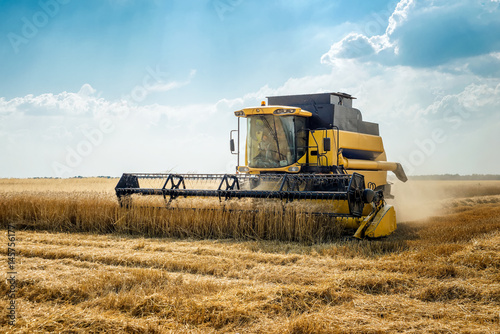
116,93,407,239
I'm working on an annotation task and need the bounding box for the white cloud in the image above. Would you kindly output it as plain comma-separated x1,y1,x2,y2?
421,82,500,121
386,0,413,36
0,83,239,177
0,85,110,117
321,0,413,64
322,0,500,69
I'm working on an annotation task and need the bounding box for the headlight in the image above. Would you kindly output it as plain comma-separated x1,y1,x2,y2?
234,110,245,116
273,108,296,114
238,166,250,172
288,166,300,172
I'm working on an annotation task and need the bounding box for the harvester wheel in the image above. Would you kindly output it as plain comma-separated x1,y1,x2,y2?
347,173,365,217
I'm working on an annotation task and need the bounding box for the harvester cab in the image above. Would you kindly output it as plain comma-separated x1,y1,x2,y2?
116,92,407,239
231,92,407,188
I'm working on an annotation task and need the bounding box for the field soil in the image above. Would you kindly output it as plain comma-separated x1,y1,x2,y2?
1,178,500,333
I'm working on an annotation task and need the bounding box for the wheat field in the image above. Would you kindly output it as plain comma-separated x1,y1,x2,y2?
1,178,500,333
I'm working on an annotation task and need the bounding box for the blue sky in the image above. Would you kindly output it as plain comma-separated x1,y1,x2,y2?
1,0,500,177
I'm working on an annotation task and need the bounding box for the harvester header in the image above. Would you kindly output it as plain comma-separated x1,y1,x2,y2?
116,92,407,239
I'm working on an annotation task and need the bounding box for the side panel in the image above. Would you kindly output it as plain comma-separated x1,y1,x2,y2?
307,130,389,189
338,131,389,189
308,130,386,165
338,131,385,161
307,129,336,166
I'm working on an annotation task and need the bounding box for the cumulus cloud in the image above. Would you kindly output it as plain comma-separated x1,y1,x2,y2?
321,0,500,69
321,0,413,64
421,82,500,120
0,83,239,177
0,84,109,117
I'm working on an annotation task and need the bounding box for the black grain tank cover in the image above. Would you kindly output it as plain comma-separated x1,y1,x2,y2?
267,92,379,136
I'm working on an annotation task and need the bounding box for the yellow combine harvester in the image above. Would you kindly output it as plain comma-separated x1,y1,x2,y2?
116,92,407,239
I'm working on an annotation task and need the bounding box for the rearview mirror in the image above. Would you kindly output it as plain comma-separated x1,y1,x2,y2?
323,137,331,152
230,139,235,153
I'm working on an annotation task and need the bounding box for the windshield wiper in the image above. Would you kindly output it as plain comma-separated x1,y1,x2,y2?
262,116,283,160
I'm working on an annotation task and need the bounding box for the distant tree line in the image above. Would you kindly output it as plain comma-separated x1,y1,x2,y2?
30,176,114,179
409,174,500,181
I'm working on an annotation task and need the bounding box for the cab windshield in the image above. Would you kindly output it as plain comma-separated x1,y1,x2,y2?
247,115,306,168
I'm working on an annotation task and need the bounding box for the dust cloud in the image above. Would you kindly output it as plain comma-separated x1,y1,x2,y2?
388,181,447,222
387,180,500,222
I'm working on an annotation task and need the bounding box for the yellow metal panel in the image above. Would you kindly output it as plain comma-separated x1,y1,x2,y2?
343,159,399,172
308,130,388,169
353,204,397,239
297,153,307,165
236,106,312,117
297,110,313,117
308,130,336,166
347,170,387,189
338,131,384,154
364,205,397,238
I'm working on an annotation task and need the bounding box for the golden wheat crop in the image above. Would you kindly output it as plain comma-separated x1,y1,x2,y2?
0,177,350,242
1,178,500,333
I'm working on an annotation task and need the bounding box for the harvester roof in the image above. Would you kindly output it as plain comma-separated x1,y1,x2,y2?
266,92,379,136
234,106,312,118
